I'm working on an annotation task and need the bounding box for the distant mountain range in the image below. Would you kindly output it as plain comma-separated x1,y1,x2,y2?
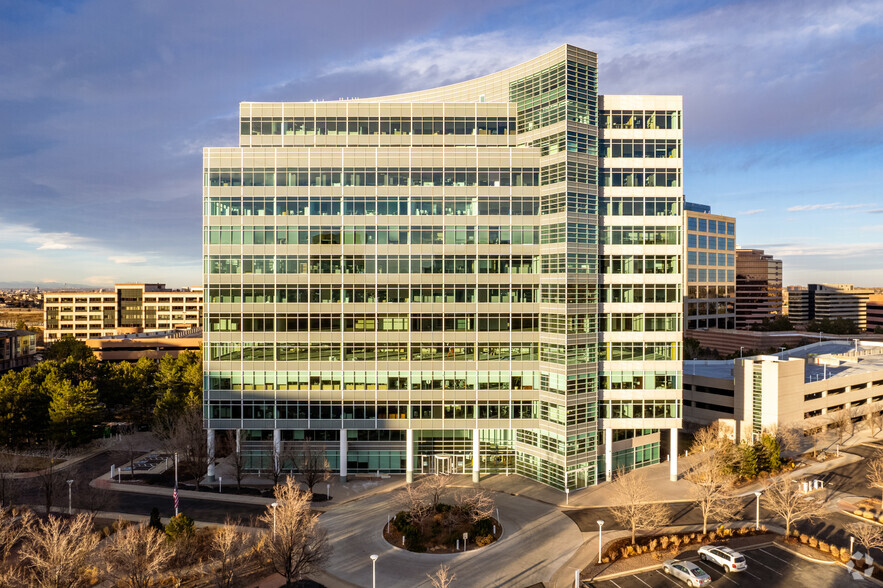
0,281,105,290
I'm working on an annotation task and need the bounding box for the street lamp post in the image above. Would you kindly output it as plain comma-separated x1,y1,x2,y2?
597,520,604,564
219,476,222,493
370,554,378,588
754,491,762,530
739,346,744,358
66,479,73,515
565,487,570,506
271,502,278,536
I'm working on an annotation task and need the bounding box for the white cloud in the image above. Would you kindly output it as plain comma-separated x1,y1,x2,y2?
787,203,868,212
739,209,765,215
109,255,147,264
83,275,115,286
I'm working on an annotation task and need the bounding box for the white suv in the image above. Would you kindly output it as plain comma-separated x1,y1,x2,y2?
698,545,748,572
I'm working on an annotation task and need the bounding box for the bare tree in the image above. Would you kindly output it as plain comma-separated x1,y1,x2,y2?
427,563,456,588
0,452,21,508
35,443,66,514
762,478,825,536
690,424,726,454
846,521,883,555
295,441,331,494
0,507,33,569
18,512,100,588
684,453,741,534
867,450,883,508
211,519,257,588
165,404,211,491
119,431,141,481
867,403,883,438
767,422,803,456
224,431,246,492
398,482,434,533
608,468,671,544
828,408,852,444
805,417,828,458
258,478,329,584
456,489,495,526
103,522,173,588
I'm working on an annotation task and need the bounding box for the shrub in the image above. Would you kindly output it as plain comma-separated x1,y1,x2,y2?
649,538,658,552
830,544,840,558
800,534,808,544
708,532,716,542
721,528,733,537
855,509,865,516
878,514,883,524
697,534,706,544
149,507,165,533
840,547,850,563
475,535,494,547
165,513,195,541
864,512,876,520
620,547,630,559
626,545,636,557
819,541,829,552
660,536,670,549
602,557,610,564
473,518,494,537
809,537,818,548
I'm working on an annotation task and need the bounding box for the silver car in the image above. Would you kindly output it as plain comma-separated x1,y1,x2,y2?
663,559,712,588
698,544,748,572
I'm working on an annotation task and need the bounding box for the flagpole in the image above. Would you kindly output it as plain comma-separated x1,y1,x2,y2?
174,452,179,516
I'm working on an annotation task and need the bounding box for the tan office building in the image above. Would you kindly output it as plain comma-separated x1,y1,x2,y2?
735,248,783,329
683,202,735,330
44,283,202,342
203,45,684,490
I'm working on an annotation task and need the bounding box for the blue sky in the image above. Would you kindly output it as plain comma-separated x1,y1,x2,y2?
0,0,881,288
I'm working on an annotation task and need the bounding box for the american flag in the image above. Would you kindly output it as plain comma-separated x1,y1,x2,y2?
173,485,179,513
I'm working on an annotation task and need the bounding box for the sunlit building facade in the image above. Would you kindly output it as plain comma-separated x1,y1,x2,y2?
202,45,683,489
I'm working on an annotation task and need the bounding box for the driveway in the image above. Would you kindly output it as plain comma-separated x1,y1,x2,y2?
319,490,583,588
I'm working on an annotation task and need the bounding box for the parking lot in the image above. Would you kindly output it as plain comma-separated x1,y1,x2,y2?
588,544,861,587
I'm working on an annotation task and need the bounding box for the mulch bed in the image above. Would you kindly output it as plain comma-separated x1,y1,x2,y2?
382,517,502,554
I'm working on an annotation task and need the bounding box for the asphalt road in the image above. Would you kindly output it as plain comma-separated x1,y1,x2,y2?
16,450,266,524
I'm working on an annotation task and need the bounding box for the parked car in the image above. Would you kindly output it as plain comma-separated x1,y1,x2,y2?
698,544,748,572
663,559,712,587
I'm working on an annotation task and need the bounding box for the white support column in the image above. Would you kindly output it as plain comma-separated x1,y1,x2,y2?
206,428,216,482
339,433,348,482
670,427,678,482
472,428,480,484
406,429,414,483
604,428,613,481
273,429,282,473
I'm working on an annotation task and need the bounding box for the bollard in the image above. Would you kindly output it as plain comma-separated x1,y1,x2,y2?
456,539,460,551
493,524,496,535
402,536,405,546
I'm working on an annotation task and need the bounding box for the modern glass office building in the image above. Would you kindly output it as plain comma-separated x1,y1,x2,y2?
203,45,683,490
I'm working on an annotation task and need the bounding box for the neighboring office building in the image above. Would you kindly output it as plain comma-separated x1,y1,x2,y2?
869,301,883,333
0,328,38,372
85,328,202,361
683,202,735,330
684,340,883,442
203,44,684,490
734,248,783,329
44,284,202,343
787,284,883,332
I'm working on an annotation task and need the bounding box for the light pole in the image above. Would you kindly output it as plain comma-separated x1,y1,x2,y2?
219,476,222,493
739,346,744,358
597,520,604,564
174,452,178,488
271,502,278,536
370,554,378,588
754,491,762,530
66,479,74,515
851,535,855,555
